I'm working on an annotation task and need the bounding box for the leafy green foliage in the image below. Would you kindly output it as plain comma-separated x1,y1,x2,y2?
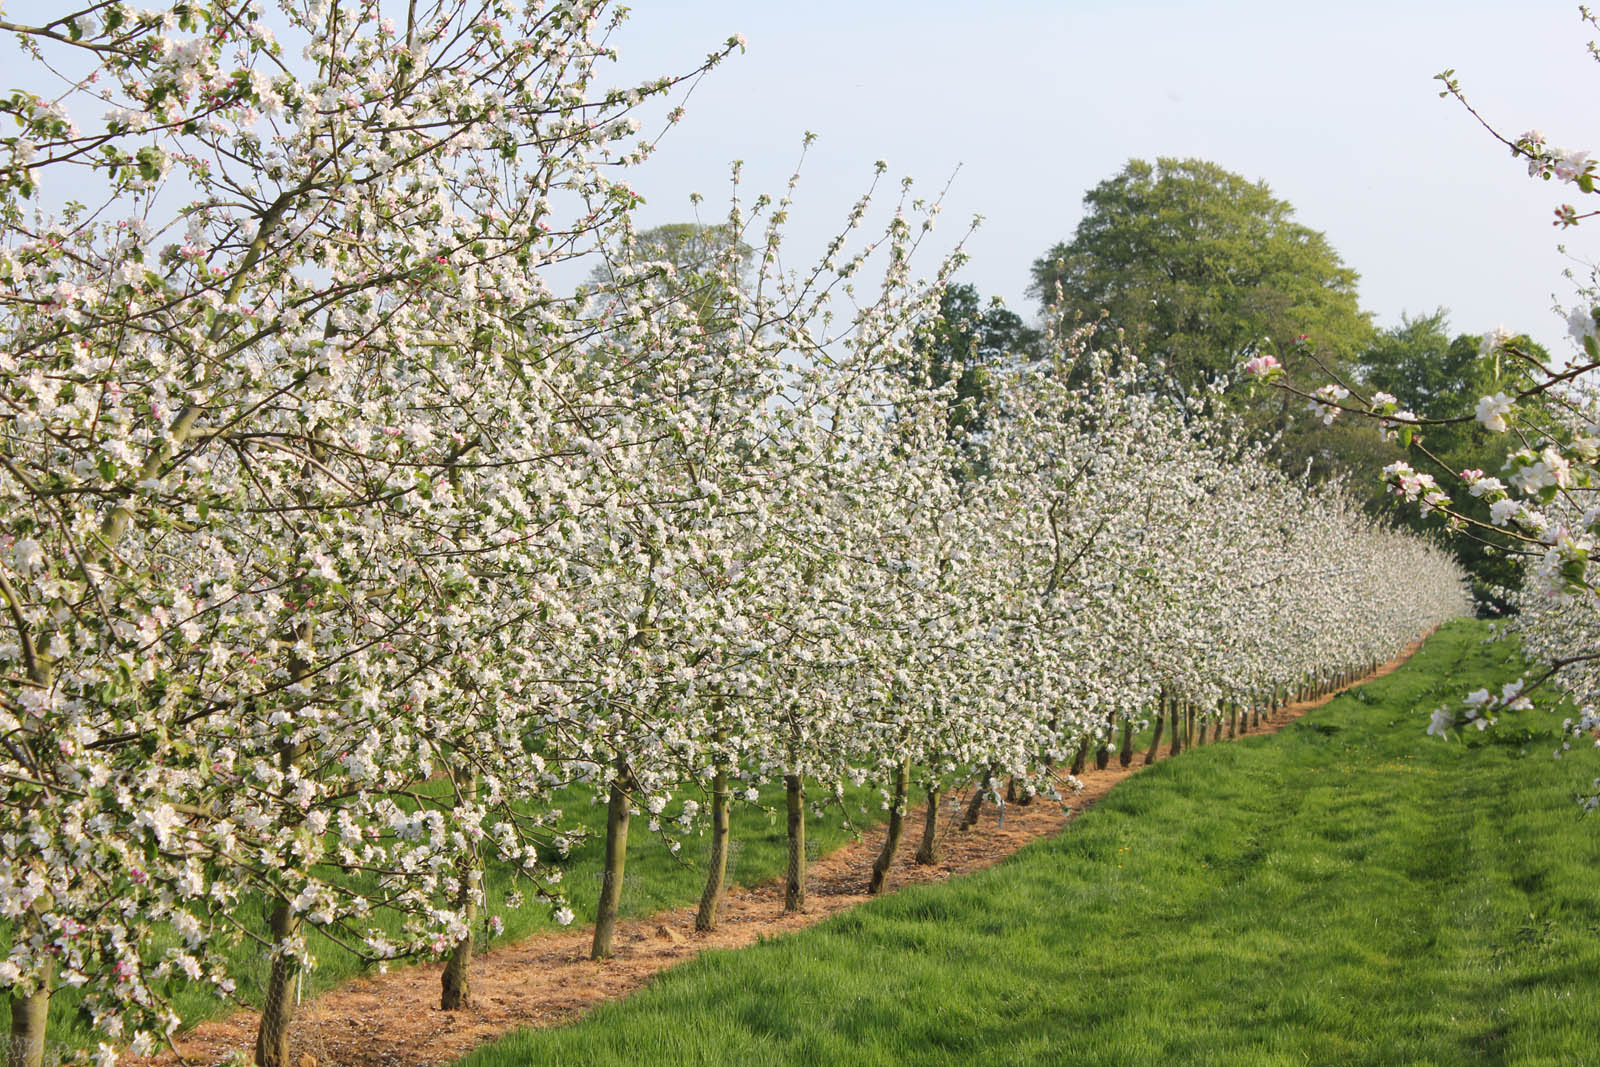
1361,310,1490,419
1030,158,1372,399
587,221,754,334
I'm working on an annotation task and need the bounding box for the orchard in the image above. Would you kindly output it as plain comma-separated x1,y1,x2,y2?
0,3,1507,1066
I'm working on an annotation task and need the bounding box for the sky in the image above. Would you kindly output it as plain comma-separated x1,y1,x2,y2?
593,0,1600,357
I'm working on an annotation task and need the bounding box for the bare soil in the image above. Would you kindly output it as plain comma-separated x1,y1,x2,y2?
145,638,1425,1067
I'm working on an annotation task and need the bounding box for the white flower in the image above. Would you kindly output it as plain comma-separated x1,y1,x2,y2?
1306,383,1349,426
1475,393,1514,433
1427,705,1455,737
1568,306,1598,348
1500,679,1533,712
11,538,43,574
1489,498,1522,526
553,906,574,926
135,803,181,847
1467,476,1505,498
1554,149,1592,182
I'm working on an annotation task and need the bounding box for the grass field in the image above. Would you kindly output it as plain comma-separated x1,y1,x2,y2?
459,619,1600,1066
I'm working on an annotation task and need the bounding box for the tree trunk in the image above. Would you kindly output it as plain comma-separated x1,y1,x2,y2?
784,774,806,912
1069,737,1090,777
441,773,481,1011
255,737,306,1067
695,764,732,931
1095,711,1114,769
1143,704,1166,766
914,785,943,865
1168,695,1184,758
590,761,632,960
1228,703,1238,739
1118,713,1134,768
960,765,995,830
254,901,302,1067
7,958,51,1067
868,757,911,894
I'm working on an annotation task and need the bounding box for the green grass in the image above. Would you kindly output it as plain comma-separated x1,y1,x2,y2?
460,619,1600,1067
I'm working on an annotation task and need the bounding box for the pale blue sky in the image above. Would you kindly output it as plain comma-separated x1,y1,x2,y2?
600,1,1600,355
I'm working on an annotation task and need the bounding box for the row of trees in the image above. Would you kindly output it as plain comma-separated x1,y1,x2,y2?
0,4,1468,1066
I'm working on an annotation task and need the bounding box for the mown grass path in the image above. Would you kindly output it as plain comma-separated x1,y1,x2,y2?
460,620,1600,1067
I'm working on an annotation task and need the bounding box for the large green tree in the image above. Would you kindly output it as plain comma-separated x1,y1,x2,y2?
1030,157,1372,398
1359,309,1489,418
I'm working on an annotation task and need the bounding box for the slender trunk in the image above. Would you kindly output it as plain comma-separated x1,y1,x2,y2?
441,771,480,1011
868,757,911,894
1168,695,1184,757
960,764,995,830
7,957,51,1067
1143,702,1166,766
784,774,806,912
1005,777,1019,804
1095,711,1114,769
1212,701,1224,743
914,785,943,865
590,761,632,960
1118,713,1134,768
695,764,732,931
254,901,302,1067
1069,737,1090,777
255,732,306,1066
1228,703,1238,739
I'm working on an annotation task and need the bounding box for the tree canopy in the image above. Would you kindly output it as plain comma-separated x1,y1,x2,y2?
1029,157,1372,398
1359,309,1489,419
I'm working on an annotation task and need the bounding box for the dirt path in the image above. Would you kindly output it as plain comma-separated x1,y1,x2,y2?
149,637,1427,1067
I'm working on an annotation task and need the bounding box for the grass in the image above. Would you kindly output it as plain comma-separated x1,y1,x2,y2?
459,619,1600,1067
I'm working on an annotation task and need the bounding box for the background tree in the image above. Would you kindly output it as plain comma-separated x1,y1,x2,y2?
588,221,754,333
905,283,1039,469
1355,311,1551,610
1029,157,1372,400
1359,310,1489,417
